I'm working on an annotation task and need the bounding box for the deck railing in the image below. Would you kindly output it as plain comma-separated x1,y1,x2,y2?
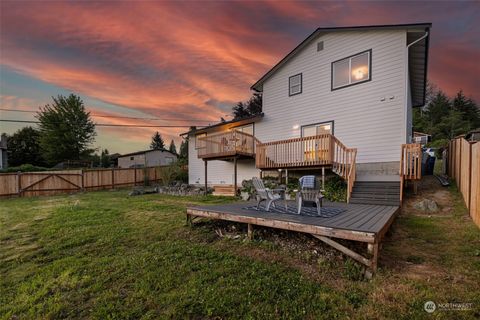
197,130,256,159
256,134,357,202
399,143,422,201
255,134,333,169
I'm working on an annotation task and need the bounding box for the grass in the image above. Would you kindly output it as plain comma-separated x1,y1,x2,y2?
1,186,479,319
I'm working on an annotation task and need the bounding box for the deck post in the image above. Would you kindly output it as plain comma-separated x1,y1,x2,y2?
247,223,253,240
370,242,379,273
285,169,288,185
322,167,325,190
234,156,238,196
204,160,208,196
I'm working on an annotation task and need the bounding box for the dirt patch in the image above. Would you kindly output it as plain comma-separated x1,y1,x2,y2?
402,176,454,217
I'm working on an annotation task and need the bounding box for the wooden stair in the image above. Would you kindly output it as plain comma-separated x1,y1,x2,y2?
212,185,236,196
349,181,400,206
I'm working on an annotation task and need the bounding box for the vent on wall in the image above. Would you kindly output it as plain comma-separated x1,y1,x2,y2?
317,41,324,52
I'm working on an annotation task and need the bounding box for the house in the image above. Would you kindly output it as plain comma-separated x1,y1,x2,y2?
183,23,430,203
413,131,432,145
0,134,7,170
465,129,480,142
117,149,177,168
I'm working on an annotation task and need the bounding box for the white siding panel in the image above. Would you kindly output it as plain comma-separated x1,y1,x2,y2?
187,134,260,186
257,30,407,163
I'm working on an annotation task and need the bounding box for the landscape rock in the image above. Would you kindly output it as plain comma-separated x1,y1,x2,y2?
413,198,439,212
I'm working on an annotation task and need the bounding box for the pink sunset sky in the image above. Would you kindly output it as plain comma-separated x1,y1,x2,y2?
1,1,479,154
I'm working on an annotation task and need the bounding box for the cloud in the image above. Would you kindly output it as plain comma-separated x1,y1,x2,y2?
1,1,479,153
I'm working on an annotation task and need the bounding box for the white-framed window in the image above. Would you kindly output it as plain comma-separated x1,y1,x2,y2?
165,157,174,164
332,50,371,90
195,133,206,149
289,73,302,96
301,121,333,137
233,123,254,135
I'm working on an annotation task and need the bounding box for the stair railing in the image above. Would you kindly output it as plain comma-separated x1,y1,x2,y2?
331,136,357,202
399,143,422,201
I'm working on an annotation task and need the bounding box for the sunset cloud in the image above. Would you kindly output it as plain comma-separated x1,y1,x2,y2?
1,1,478,153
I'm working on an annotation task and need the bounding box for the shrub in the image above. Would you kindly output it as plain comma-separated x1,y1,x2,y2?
0,164,50,173
323,175,346,202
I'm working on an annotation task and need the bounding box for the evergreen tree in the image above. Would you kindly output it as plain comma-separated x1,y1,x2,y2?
232,93,263,120
179,139,188,163
452,90,480,130
100,149,110,168
150,131,165,150
232,102,249,119
168,140,177,154
6,127,45,166
36,94,96,165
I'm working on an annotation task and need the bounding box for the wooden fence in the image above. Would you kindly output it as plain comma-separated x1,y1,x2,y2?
0,166,168,198
448,137,480,228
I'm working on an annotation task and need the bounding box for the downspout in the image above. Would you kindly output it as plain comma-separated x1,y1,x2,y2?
404,31,429,143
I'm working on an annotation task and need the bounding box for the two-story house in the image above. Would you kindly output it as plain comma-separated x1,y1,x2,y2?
183,23,430,202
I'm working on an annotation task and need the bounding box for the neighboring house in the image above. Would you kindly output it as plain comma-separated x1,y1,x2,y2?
465,129,480,142
413,131,431,145
117,149,177,168
0,133,7,170
183,23,430,195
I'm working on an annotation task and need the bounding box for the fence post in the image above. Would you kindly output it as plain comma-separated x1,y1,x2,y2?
81,169,85,191
134,168,137,186
17,171,22,197
111,169,115,189
468,142,473,213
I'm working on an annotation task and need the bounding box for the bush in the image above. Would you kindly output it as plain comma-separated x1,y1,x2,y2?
0,164,51,173
323,175,346,202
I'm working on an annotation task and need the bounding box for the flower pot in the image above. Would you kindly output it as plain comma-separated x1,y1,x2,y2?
240,192,250,201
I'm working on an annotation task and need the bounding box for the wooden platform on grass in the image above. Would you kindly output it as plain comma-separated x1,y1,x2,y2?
186,201,400,274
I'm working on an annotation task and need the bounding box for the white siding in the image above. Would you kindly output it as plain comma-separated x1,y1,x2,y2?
188,134,260,186
257,30,408,163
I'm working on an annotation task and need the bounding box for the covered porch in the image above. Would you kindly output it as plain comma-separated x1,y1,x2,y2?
187,200,399,275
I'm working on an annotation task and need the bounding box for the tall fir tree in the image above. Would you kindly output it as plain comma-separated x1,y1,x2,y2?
179,139,188,163
150,131,165,150
452,90,480,130
168,140,177,154
36,94,96,165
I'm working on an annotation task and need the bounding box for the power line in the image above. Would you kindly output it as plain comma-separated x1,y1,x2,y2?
0,119,196,128
0,108,215,122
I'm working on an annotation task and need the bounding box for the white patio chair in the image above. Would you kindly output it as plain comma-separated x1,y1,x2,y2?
297,176,324,215
252,177,286,211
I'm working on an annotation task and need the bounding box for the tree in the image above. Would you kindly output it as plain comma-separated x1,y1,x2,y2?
36,94,96,165
232,93,263,120
452,90,480,130
168,140,177,154
100,149,111,168
179,139,188,163
6,127,45,166
150,131,165,150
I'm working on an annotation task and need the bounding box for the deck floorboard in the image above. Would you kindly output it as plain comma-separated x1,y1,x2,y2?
187,200,398,235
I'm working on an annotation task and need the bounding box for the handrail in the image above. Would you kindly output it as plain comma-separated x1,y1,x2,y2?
197,130,256,158
399,143,422,201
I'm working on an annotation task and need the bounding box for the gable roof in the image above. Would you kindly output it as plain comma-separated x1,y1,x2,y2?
251,23,432,95
180,113,264,136
119,148,177,158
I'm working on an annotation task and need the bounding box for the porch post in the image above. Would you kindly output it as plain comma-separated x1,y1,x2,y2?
204,160,208,196
233,156,238,196
285,169,288,185
322,167,325,190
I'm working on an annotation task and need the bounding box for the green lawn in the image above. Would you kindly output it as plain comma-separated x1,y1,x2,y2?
1,185,479,319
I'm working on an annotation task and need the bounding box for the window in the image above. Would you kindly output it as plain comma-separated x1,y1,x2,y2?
301,121,333,137
332,50,371,90
165,157,174,164
195,133,206,149
289,73,302,96
233,123,254,135
130,156,134,160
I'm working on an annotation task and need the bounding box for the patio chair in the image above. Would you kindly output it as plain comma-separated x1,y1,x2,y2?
252,177,287,211
297,176,324,215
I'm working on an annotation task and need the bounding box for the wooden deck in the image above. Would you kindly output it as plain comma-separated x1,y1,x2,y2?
187,201,400,275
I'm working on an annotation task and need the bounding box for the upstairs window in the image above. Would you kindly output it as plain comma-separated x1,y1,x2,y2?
332,50,371,90
195,133,206,149
289,73,302,96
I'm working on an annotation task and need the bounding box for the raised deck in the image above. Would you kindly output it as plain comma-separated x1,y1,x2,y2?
187,201,399,274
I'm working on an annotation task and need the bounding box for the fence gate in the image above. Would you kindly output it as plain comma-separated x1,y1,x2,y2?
18,171,83,197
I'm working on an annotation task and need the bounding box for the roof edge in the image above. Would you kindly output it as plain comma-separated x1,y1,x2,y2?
251,23,432,92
